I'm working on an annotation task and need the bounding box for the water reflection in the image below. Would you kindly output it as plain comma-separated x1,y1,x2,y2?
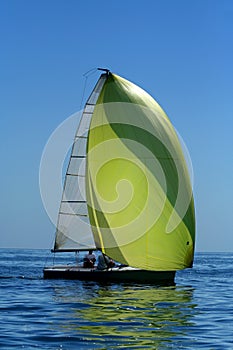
52,282,197,349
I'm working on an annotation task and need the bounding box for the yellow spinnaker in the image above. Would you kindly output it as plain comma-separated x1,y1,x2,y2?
86,73,195,271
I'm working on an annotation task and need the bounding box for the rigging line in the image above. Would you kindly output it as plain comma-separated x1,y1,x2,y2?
79,68,98,109
83,67,98,77
79,75,88,109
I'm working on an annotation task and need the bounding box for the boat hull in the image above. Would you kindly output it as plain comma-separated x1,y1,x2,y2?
43,266,175,285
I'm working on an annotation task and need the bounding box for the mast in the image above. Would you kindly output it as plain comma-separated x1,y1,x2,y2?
53,72,108,252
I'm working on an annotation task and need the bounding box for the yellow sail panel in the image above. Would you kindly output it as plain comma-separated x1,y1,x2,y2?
86,73,195,271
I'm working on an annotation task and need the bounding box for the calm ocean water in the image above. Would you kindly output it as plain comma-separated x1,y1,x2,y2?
0,250,233,349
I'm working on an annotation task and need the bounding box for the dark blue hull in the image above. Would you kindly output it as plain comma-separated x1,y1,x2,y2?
43,266,175,285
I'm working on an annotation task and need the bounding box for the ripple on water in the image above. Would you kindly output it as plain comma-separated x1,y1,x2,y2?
0,250,233,349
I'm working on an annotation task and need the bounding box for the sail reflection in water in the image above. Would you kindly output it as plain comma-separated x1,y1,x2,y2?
52,283,196,349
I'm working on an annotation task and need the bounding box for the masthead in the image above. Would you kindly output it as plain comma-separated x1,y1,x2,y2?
98,68,110,74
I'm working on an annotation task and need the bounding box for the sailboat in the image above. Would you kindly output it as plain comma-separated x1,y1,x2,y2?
43,69,195,284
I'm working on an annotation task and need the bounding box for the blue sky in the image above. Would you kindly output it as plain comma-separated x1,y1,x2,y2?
0,0,232,251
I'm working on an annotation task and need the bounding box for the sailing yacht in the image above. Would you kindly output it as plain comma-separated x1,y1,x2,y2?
43,69,195,284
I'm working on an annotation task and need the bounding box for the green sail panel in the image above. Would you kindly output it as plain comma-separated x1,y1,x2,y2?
86,73,195,271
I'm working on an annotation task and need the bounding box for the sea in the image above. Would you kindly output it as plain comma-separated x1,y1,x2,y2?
0,250,233,350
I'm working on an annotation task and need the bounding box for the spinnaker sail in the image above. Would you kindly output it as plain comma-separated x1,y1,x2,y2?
86,73,195,271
